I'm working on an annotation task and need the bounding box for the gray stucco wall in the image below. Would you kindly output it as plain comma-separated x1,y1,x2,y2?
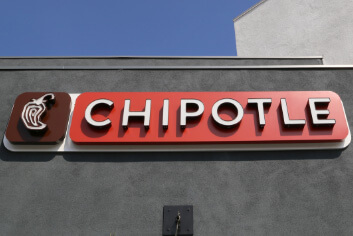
1,63,353,235
234,0,353,64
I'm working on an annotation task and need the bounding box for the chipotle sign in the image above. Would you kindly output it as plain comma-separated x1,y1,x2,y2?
4,91,351,152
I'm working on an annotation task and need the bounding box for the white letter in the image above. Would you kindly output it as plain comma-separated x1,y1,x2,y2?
309,98,335,127
180,99,204,129
281,98,305,128
212,98,244,128
85,99,114,129
122,99,151,130
162,99,169,130
248,98,272,128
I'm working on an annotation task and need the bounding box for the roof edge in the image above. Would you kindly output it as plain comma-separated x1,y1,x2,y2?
0,56,323,59
233,0,269,22
1,65,351,71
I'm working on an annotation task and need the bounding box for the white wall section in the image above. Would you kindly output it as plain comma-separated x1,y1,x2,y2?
234,0,353,64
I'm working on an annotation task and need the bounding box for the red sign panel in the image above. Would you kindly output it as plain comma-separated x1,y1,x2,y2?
69,91,349,145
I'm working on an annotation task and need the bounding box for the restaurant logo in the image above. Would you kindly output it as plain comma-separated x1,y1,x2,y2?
3,91,351,151
21,93,56,132
5,92,71,144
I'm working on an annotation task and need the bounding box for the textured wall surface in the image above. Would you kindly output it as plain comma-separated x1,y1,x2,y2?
234,0,353,64
0,64,353,235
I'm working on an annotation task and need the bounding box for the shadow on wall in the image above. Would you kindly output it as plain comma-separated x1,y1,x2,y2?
0,141,345,163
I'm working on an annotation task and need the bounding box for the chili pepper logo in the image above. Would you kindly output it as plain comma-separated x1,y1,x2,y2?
21,93,55,131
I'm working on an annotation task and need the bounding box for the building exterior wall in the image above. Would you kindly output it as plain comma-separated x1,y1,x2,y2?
0,58,353,235
234,0,353,64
